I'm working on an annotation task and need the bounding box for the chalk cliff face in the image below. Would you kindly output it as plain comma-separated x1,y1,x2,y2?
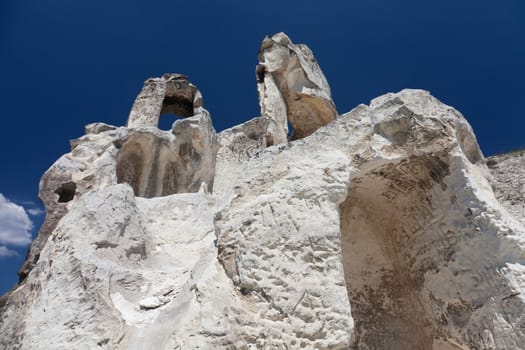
1,33,524,350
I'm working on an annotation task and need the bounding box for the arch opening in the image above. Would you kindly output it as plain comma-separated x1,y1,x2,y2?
160,75,196,118
127,73,202,129
158,112,185,131
156,75,198,130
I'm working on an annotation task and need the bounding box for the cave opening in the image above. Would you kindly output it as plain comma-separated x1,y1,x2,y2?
55,182,76,203
340,156,451,349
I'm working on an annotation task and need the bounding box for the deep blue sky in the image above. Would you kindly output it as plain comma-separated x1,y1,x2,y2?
1,1,524,295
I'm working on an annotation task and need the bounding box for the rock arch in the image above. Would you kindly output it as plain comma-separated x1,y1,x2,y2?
127,74,203,129
118,74,217,198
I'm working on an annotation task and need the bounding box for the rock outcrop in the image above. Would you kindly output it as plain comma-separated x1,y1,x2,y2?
487,150,525,227
256,32,338,143
16,77,218,283
1,34,524,350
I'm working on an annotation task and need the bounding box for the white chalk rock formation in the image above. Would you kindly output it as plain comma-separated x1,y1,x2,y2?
127,73,203,128
256,32,337,143
1,34,525,350
487,150,525,227
16,76,218,282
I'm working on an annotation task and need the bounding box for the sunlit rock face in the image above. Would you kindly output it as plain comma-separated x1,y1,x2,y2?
256,32,338,143
486,150,525,227
13,76,218,285
1,34,525,350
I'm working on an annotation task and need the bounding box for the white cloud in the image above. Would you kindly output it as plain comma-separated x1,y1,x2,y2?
0,246,18,257
0,193,33,246
27,208,45,216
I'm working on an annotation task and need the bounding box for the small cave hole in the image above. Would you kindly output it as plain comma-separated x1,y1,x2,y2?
55,182,76,203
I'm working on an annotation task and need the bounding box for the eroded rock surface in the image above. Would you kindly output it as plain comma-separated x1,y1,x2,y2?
13,75,218,284
116,111,217,197
487,150,525,227
127,73,203,128
1,34,525,350
257,32,338,142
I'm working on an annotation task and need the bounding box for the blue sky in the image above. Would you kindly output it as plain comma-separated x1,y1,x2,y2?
1,1,524,295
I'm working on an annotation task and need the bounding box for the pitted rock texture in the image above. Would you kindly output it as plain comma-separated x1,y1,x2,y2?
1,34,525,350
487,150,525,227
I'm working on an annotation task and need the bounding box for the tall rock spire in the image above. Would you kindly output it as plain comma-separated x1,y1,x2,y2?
257,32,337,142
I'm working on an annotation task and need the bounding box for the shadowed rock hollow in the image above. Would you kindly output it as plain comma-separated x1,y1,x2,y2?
1,33,524,350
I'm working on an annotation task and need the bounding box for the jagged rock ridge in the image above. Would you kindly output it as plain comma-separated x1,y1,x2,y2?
1,33,524,350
